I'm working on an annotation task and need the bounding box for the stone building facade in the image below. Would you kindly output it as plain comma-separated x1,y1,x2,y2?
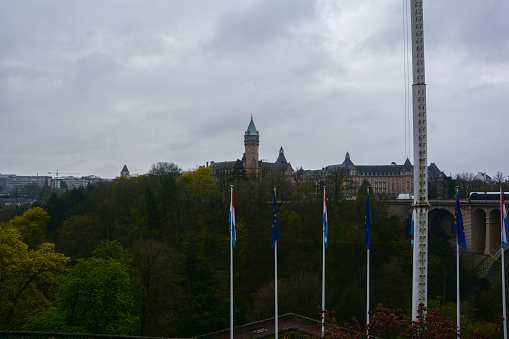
302,152,443,198
210,117,294,177
210,117,444,198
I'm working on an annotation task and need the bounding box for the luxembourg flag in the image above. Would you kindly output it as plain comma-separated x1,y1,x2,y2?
411,209,415,249
323,189,328,250
502,191,509,248
229,188,236,248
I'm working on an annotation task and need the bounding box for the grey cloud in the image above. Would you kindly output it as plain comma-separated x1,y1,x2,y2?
426,1,509,62
208,0,316,53
65,52,121,90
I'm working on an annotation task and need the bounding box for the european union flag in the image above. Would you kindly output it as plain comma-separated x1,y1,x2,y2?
323,189,328,250
229,188,236,248
454,194,467,249
365,191,372,249
271,191,278,248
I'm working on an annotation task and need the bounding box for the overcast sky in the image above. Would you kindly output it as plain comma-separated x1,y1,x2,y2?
1,0,508,179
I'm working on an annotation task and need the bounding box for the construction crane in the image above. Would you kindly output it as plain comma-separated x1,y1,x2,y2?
48,170,80,177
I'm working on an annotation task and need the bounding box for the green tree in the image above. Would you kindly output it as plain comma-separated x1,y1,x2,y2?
130,239,180,336
0,227,69,330
177,166,217,202
3,206,51,248
232,159,248,185
57,213,105,259
25,240,139,335
172,240,228,337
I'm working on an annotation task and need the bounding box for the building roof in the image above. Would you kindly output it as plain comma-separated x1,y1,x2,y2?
324,152,415,175
245,116,259,136
403,158,413,171
196,313,320,339
341,151,354,169
121,165,129,173
210,161,237,170
275,147,287,164
428,162,445,179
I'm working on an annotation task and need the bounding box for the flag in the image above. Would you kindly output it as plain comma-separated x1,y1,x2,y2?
502,192,509,248
411,209,415,249
229,188,236,248
271,191,278,248
454,194,467,249
364,191,372,249
323,189,328,250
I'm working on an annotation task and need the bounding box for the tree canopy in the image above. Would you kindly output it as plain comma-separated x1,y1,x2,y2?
0,164,506,337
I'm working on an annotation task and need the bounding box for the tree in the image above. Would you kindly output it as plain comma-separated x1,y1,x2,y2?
148,162,182,178
21,183,43,199
252,271,321,320
494,171,505,187
455,172,475,198
57,213,105,259
232,159,248,185
0,227,69,330
177,166,217,202
3,206,51,248
318,303,501,338
130,239,180,336
25,240,139,335
172,239,228,337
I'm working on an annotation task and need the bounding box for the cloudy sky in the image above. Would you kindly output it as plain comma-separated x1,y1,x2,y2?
1,0,508,179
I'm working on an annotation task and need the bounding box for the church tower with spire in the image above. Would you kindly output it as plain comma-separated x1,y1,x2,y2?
243,116,259,172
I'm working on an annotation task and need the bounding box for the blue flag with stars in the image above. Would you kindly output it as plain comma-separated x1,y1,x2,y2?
365,191,372,249
271,191,279,248
454,194,467,249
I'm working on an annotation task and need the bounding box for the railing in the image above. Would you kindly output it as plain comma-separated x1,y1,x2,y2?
0,332,168,339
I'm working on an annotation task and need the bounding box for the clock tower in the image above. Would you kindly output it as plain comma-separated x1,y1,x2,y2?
244,116,259,172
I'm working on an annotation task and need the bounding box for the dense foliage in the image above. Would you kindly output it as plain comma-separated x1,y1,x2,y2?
0,162,507,337
319,303,501,338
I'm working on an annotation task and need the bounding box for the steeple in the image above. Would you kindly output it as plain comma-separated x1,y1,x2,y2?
120,165,130,177
244,116,260,171
276,146,287,164
245,115,259,136
341,151,354,169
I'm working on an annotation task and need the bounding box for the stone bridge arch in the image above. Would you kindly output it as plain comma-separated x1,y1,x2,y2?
471,208,486,253
486,208,501,254
428,208,454,237
387,200,506,271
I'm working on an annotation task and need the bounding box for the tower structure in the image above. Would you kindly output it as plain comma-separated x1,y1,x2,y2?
120,165,130,177
410,0,429,320
244,116,259,172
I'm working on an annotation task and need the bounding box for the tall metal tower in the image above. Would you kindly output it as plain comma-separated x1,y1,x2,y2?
410,0,429,320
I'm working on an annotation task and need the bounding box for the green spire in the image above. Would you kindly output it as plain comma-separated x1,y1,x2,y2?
245,116,259,136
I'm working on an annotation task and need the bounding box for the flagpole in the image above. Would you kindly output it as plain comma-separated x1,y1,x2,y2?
502,246,507,339
230,185,234,339
366,188,370,331
456,188,460,337
322,186,326,336
501,188,507,339
367,246,370,327
274,186,278,339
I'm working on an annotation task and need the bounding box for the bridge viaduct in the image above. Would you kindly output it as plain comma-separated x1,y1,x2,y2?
387,199,504,275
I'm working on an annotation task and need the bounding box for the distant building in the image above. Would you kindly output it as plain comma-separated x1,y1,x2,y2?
55,175,103,190
120,165,130,177
0,174,51,194
210,117,294,178
473,172,492,182
243,117,260,172
301,152,444,198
